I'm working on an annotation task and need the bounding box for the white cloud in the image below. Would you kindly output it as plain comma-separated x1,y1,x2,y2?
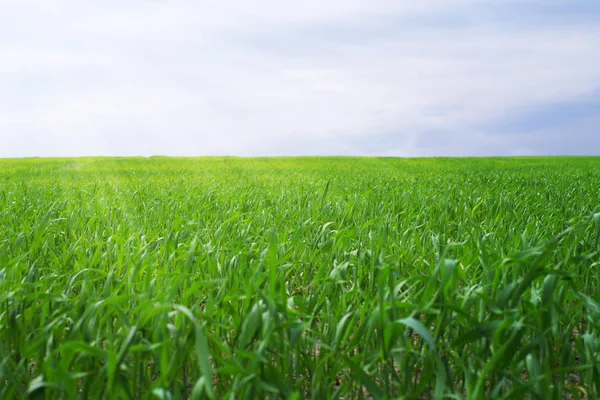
0,0,599,156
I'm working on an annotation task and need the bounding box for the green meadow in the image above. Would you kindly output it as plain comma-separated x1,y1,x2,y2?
1,156,600,399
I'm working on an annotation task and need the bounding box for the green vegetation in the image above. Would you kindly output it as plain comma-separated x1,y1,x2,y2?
1,156,600,399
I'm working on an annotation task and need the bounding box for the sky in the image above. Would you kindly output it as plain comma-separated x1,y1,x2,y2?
1,0,599,157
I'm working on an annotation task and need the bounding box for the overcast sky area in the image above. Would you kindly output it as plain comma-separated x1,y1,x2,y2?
1,0,599,157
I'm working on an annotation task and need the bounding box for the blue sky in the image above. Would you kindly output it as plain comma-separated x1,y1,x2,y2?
1,0,599,157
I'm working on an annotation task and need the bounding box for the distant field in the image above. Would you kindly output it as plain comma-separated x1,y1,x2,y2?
1,156,600,399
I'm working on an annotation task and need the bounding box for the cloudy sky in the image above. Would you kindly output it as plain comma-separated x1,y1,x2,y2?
1,0,599,157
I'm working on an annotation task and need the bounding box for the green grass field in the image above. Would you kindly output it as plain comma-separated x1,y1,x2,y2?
1,156,600,399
